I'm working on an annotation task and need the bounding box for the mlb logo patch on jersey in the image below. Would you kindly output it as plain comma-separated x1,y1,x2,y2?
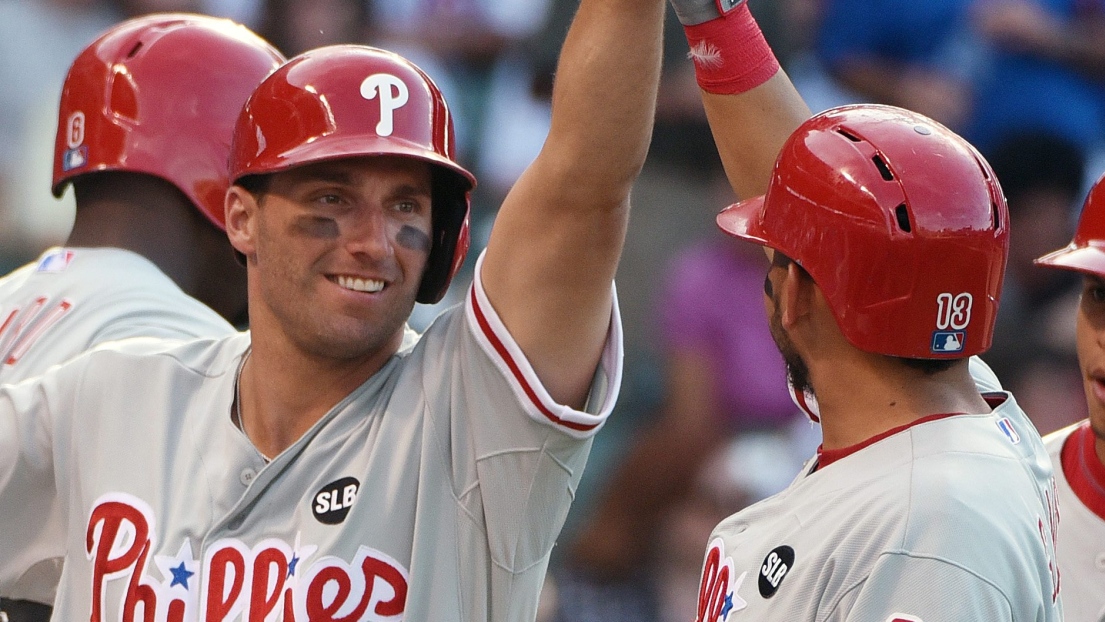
996,417,1021,445
36,249,74,273
930,331,965,353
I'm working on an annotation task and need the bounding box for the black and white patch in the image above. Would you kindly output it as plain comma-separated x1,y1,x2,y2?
758,545,794,598
312,477,360,525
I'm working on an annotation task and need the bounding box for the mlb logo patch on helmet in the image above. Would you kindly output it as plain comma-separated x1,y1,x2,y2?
930,331,965,353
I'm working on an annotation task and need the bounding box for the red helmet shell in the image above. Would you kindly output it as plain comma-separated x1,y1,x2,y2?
52,13,285,230
1035,171,1105,276
717,104,1008,359
230,45,475,304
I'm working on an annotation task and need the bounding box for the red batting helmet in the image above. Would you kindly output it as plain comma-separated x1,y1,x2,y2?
229,45,476,305
52,13,285,230
718,104,1008,359
1035,171,1105,276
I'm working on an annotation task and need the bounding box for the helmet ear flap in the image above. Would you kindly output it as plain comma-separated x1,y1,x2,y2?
417,169,471,304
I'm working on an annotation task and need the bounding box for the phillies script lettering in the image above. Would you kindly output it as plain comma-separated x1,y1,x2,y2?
85,494,408,621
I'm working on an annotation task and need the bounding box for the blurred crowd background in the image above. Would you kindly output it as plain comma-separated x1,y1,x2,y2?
1,0,1103,620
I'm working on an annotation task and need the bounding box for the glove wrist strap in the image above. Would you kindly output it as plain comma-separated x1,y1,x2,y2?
683,3,780,95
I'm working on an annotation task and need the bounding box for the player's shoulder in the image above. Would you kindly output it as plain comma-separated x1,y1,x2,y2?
0,247,176,298
81,331,249,379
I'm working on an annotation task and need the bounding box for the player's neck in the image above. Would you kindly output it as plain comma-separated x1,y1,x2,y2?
811,356,989,451
239,319,396,458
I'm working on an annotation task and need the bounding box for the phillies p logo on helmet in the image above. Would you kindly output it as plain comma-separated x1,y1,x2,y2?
361,74,409,138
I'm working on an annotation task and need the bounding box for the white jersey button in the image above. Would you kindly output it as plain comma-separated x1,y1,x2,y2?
240,468,256,485
1095,552,1105,572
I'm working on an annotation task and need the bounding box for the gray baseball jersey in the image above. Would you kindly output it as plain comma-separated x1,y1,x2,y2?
0,247,235,383
0,247,236,605
0,256,621,621
1044,420,1105,622
696,386,1061,621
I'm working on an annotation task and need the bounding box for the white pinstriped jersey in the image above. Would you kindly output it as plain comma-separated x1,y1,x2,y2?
1044,421,1105,622
0,247,236,605
0,256,621,621
696,382,1061,622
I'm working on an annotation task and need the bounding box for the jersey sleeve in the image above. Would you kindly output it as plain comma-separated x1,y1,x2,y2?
0,360,78,597
422,250,622,620
463,251,621,440
838,553,1016,621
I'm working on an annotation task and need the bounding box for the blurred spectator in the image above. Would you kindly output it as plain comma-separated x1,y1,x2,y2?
255,0,369,57
547,235,819,621
367,0,554,174
985,129,1089,434
969,0,1105,159
0,0,116,264
653,431,810,622
815,0,978,131
114,0,202,12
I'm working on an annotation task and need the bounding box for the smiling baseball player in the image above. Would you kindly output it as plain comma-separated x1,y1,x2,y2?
1035,172,1105,622
0,0,665,618
0,15,284,622
663,0,1062,620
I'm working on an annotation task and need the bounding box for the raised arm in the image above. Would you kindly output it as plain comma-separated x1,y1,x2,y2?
672,0,811,199
480,0,665,408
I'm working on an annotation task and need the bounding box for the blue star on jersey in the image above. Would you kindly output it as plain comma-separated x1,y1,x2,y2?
169,562,194,589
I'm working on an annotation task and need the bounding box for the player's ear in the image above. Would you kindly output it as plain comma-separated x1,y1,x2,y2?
779,262,814,329
225,185,258,262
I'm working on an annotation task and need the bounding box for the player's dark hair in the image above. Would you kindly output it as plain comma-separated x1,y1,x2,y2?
235,173,272,198
771,250,809,276
895,357,959,375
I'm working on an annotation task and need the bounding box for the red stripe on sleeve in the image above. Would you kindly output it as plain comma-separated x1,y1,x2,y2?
469,288,599,432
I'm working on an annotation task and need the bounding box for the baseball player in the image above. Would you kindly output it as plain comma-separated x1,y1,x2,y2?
0,15,284,622
0,0,664,619
664,1,1062,620
1034,172,1105,622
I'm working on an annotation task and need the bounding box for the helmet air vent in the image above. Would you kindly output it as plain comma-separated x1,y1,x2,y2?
872,155,894,181
894,203,912,233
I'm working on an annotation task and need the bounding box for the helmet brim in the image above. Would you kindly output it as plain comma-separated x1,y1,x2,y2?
716,195,772,247
1035,244,1105,277
233,134,476,189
